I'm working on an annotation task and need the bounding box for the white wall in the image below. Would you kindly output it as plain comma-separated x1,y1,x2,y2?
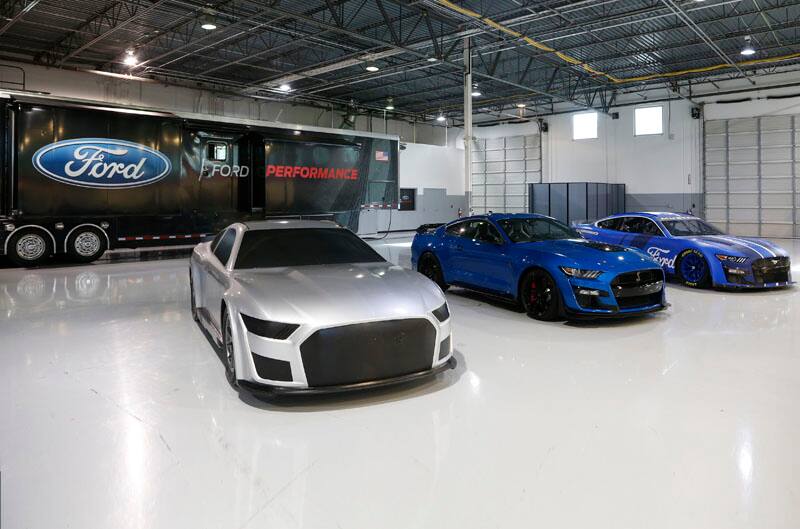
0,60,451,146
457,100,702,213
399,143,464,195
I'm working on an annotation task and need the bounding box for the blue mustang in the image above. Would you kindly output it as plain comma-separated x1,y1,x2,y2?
411,213,667,321
575,212,792,289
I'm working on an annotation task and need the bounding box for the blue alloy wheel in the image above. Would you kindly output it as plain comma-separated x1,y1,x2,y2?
678,250,709,287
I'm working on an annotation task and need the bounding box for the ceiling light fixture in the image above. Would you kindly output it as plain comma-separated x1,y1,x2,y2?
200,11,217,30
365,63,380,72
123,49,138,67
385,97,395,111
741,35,755,56
427,56,438,62
516,102,526,108
471,83,481,97
436,112,446,122
278,83,292,92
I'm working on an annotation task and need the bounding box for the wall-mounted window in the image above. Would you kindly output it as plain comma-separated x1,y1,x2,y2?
572,112,598,140
634,106,663,136
207,141,228,161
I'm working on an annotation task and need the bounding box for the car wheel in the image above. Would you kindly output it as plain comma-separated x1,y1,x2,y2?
8,228,52,267
189,270,199,322
222,309,238,386
520,269,562,321
66,226,107,263
676,249,710,288
418,253,449,292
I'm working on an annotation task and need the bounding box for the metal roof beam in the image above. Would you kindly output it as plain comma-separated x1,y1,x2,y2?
660,0,754,83
0,0,41,37
37,0,168,66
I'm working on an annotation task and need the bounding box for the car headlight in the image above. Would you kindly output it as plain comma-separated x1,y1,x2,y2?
432,302,450,322
716,254,747,264
241,313,299,340
560,267,602,279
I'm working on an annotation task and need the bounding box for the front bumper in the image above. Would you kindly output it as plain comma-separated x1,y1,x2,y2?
560,268,667,318
239,356,456,395
231,310,454,392
715,256,793,289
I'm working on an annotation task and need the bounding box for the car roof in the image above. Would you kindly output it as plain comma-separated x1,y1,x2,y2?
243,219,341,230
451,213,551,223
603,211,698,221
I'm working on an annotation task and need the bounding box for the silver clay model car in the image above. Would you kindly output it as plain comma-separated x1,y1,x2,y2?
189,220,455,394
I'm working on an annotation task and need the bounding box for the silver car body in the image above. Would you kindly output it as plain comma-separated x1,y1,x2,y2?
190,219,454,392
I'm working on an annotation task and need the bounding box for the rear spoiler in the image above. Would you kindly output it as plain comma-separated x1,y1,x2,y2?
416,223,444,234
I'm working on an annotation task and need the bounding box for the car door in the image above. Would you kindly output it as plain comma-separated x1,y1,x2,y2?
202,227,237,330
441,220,474,284
459,220,514,293
619,217,675,269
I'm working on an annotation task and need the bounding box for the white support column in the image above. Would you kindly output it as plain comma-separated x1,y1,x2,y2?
463,36,472,213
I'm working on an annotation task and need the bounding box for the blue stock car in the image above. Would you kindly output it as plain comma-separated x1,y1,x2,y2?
575,212,792,289
411,213,667,321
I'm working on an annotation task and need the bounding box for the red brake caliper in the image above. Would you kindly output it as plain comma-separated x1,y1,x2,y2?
530,280,538,305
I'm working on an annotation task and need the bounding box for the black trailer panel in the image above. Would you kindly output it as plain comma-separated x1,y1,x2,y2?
0,96,398,265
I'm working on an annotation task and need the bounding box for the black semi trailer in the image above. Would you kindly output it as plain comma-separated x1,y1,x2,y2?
0,93,398,266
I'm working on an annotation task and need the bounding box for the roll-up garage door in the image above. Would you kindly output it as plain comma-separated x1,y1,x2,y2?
704,115,798,238
471,134,542,214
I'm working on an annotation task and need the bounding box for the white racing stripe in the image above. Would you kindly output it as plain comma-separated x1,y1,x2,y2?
704,236,772,258
727,236,778,258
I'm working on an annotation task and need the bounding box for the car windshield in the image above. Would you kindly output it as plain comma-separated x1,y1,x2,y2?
661,218,723,236
234,228,386,269
497,217,581,243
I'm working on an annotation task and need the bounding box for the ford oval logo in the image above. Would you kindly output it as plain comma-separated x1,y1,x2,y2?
33,138,171,189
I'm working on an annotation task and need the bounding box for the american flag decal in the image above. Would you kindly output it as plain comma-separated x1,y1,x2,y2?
375,150,389,161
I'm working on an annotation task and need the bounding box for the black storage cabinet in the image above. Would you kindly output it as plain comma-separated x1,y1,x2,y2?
529,182,625,225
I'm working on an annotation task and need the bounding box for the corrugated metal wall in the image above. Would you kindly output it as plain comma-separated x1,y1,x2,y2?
471,134,542,214
704,115,799,238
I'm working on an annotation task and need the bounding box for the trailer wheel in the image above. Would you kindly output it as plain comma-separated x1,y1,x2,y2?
8,228,52,267
66,226,107,263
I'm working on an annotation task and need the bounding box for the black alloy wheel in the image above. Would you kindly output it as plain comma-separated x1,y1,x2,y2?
189,271,199,322
418,253,449,291
520,269,562,321
222,310,237,386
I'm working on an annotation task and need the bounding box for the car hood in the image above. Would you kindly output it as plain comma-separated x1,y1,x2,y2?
683,235,789,260
516,238,660,271
229,262,445,326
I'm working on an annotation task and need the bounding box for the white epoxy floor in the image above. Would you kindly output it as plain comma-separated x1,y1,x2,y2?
1,236,799,529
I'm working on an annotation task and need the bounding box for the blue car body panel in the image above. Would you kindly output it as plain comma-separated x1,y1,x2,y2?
411,213,667,318
575,212,792,289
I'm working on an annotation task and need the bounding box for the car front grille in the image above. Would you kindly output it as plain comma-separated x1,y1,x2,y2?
300,318,436,387
610,269,664,309
752,257,790,284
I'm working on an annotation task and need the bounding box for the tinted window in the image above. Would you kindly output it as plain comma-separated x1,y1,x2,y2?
445,221,474,238
234,228,385,269
472,221,504,244
213,229,236,265
662,218,723,236
210,230,225,250
497,217,580,243
621,217,662,235
597,218,623,231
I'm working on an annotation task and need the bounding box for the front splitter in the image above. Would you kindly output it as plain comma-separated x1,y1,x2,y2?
238,356,457,396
